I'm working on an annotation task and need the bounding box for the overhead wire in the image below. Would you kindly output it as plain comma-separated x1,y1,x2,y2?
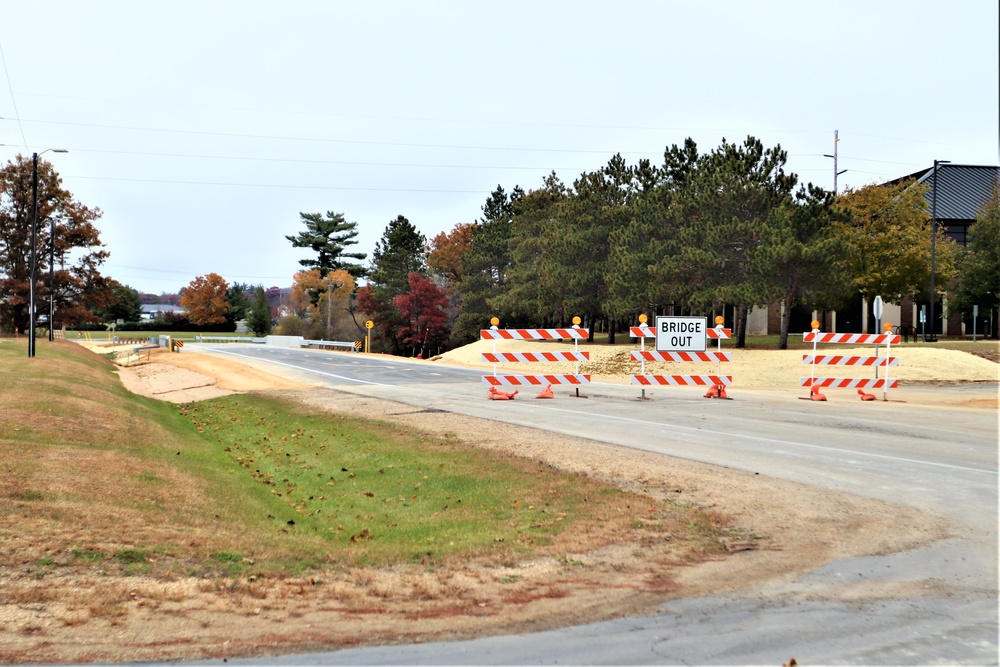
11,89,832,136
70,174,490,193
0,39,28,148
13,117,655,156
60,146,589,172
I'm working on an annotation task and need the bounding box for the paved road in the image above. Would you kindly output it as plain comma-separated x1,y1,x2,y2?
186,345,998,665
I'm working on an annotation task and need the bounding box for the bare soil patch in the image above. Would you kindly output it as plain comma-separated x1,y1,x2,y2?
2,341,985,663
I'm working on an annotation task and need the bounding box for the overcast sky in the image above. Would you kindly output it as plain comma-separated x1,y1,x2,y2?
2,0,997,295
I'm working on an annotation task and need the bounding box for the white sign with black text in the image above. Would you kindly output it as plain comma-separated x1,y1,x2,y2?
655,316,708,352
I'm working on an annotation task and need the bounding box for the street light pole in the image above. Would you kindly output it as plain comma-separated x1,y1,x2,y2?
29,153,39,358
928,159,950,343
28,149,68,356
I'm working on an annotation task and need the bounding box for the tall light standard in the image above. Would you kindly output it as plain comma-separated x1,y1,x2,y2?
928,159,950,343
29,149,68,357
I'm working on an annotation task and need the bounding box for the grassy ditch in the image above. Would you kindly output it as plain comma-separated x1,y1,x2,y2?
0,339,736,586
182,393,628,566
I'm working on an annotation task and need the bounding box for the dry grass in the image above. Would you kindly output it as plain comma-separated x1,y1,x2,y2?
0,339,745,663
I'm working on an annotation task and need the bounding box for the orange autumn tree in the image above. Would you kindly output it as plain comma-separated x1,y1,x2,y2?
289,269,324,318
427,222,474,286
289,268,356,338
180,273,230,328
427,223,475,341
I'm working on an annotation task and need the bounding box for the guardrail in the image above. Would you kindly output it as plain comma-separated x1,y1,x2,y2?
303,339,360,351
194,336,266,344
109,344,160,366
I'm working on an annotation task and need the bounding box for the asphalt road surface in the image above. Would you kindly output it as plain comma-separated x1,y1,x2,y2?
184,344,998,665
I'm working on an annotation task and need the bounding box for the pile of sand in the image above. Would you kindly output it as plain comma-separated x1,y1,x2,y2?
439,338,999,387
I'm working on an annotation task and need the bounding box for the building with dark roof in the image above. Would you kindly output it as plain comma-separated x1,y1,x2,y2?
747,163,999,339
891,163,1000,246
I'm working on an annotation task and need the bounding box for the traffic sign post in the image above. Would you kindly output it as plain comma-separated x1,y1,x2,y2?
364,319,373,353
873,296,884,378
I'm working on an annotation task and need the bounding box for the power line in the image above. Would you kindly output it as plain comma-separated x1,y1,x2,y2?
12,117,657,156
0,40,27,148
106,263,293,281
62,146,588,172
67,174,490,193
11,89,831,136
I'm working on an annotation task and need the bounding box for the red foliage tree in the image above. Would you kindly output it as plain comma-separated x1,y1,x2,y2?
393,273,450,357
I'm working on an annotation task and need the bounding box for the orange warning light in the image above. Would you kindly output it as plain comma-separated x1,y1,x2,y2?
572,316,581,326
884,322,893,331
811,320,820,330
638,314,648,324
714,316,724,325
490,317,500,327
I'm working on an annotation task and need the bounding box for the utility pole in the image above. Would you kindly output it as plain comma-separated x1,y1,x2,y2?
327,276,333,337
929,159,950,342
27,149,68,356
28,153,39,358
823,130,848,194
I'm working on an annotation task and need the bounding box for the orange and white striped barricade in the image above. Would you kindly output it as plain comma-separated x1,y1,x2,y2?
483,374,590,387
480,328,588,341
629,323,733,399
480,324,590,398
482,351,590,364
801,330,901,401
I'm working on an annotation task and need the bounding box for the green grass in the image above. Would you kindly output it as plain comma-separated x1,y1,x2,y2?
182,394,610,564
0,337,645,581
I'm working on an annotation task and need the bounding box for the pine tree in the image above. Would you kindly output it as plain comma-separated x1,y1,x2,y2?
494,174,568,325
666,136,798,346
755,184,849,348
368,215,427,297
286,211,367,278
246,286,273,336
452,186,524,339
951,185,1000,338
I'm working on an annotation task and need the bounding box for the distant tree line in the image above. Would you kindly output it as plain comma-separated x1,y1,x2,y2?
285,136,999,354
4,143,996,347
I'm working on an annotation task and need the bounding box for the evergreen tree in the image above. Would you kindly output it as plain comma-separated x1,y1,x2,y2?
361,215,427,354
286,211,367,278
368,215,427,297
540,155,644,342
99,281,144,323
226,282,251,326
755,184,850,348
665,136,798,346
246,285,273,336
951,185,1000,338
494,174,568,324
607,142,700,321
452,185,523,339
